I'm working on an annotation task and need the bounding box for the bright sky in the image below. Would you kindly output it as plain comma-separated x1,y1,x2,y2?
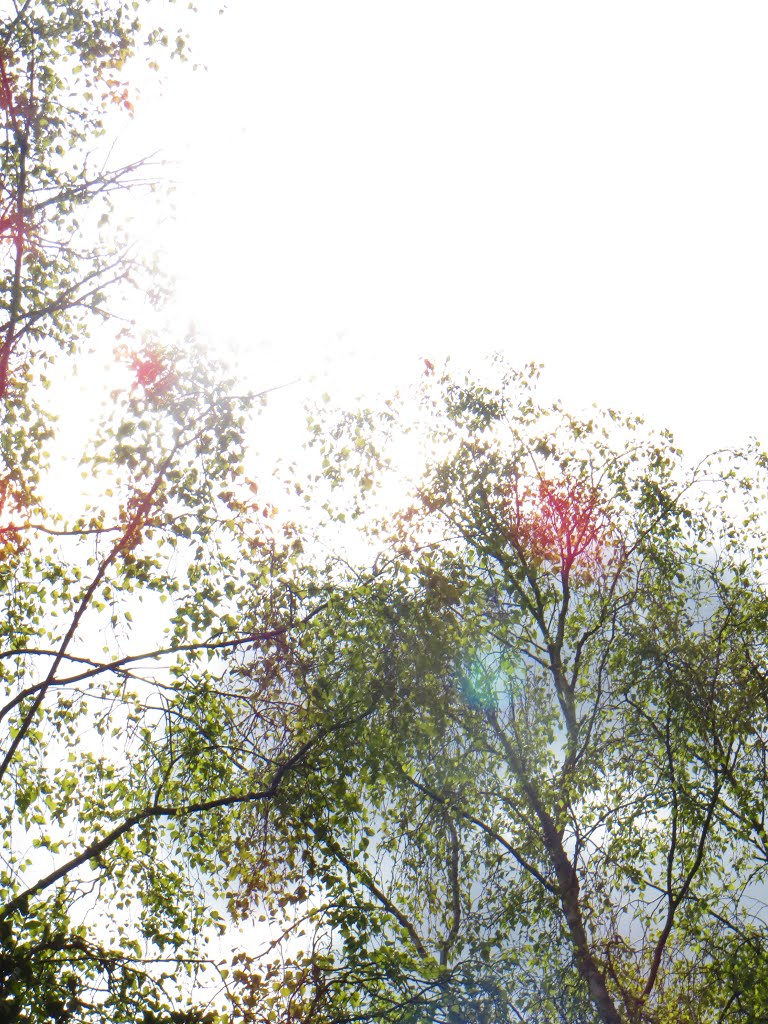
128,1,768,463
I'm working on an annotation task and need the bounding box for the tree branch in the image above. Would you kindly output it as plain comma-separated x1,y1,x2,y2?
0,718,357,919
0,436,182,782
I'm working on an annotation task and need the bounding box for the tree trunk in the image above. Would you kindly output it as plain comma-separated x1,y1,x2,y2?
543,817,623,1024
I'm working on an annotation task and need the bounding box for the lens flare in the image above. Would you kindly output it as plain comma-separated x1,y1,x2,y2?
507,477,606,580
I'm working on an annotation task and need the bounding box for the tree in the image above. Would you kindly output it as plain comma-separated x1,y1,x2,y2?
229,363,768,1023
0,4,335,1021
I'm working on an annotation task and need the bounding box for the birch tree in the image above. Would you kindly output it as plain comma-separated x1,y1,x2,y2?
0,4,321,1021
231,364,768,1024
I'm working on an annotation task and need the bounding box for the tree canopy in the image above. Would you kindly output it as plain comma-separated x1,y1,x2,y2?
0,3,317,1020
3,4,768,1024
230,365,768,1024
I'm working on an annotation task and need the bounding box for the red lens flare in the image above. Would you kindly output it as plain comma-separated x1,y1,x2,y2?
129,349,176,396
0,478,23,558
507,477,606,579
0,210,26,247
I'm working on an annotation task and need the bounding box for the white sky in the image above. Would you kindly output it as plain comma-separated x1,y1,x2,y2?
125,1,768,462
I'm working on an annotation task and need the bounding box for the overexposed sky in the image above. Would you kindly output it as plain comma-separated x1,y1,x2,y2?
129,2,768,461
